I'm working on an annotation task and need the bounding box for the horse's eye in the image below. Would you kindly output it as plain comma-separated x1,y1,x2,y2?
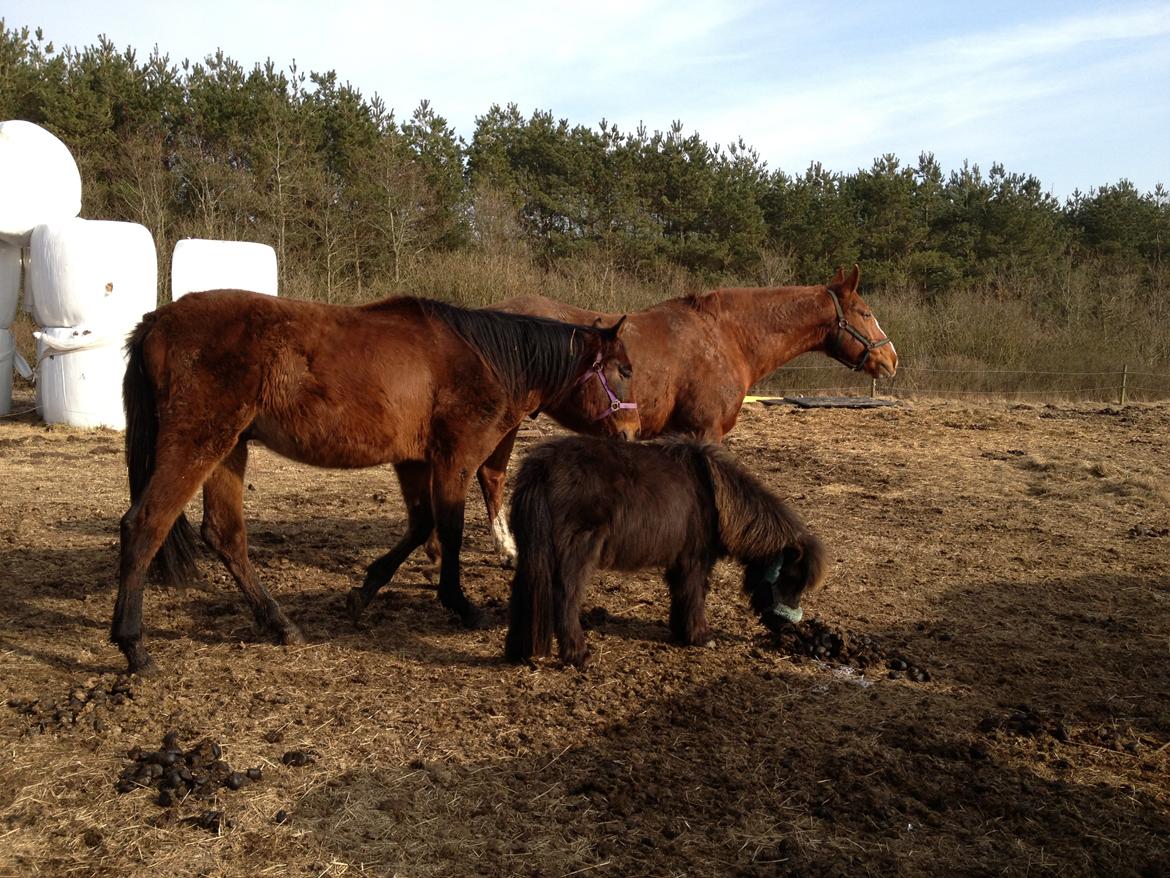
619,365,633,379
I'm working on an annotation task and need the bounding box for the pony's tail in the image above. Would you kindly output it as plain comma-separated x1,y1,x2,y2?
504,460,557,662
123,320,199,587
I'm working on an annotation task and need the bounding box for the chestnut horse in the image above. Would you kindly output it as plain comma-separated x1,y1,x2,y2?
477,264,895,562
112,291,638,673
505,436,826,668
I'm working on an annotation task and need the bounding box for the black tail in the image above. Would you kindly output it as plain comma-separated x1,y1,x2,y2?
123,321,199,586
504,459,558,662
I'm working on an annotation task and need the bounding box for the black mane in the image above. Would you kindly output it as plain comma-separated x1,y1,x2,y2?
411,298,600,398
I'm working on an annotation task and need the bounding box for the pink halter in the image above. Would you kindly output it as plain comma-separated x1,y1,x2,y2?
578,353,638,421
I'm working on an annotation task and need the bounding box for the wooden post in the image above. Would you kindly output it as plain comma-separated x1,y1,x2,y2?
870,377,877,398
1119,364,1128,406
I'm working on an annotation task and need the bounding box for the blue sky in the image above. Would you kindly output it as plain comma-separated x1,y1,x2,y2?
5,0,1168,198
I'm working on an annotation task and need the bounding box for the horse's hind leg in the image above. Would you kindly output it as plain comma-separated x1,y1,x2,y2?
201,441,304,646
113,444,232,673
666,557,716,647
348,461,434,621
432,463,487,629
554,539,599,668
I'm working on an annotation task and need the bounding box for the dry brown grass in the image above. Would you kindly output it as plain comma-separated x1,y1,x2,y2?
2,392,1169,876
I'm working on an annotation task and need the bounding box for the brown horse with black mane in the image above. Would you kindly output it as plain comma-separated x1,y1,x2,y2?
475,264,895,562
504,436,826,668
113,290,638,673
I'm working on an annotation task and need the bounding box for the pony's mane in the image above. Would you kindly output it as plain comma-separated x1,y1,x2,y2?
664,439,807,561
375,297,600,399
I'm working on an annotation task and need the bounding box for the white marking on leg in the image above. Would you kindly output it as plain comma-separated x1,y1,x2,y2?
491,512,518,564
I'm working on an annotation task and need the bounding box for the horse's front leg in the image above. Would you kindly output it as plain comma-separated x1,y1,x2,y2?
477,424,521,567
432,464,488,629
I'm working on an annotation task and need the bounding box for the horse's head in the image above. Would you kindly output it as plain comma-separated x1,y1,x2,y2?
823,265,898,379
744,534,827,632
570,316,640,441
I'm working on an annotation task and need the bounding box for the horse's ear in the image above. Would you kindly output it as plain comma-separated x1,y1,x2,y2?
843,264,860,295
602,315,628,338
829,266,846,287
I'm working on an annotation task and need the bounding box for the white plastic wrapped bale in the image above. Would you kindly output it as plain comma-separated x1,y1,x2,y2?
34,326,128,429
21,247,33,314
171,238,278,300
0,243,20,328
29,219,158,329
0,328,14,415
33,331,44,417
0,120,82,247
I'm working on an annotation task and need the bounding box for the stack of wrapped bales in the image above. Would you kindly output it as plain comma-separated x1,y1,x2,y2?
30,219,157,429
0,120,82,415
1,120,281,428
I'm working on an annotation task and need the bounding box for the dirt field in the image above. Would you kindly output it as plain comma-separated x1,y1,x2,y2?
1,387,1168,877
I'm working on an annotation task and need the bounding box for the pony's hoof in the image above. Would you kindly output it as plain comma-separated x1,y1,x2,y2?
124,648,156,676
560,644,592,669
280,625,306,646
345,588,367,623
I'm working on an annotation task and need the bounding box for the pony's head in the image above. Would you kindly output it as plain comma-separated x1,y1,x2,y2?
743,534,827,631
823,265,898,379
564,316,640,440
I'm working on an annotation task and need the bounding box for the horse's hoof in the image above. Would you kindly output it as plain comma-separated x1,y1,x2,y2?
345,588,366,623
125,649,156,676
458,606,492,630
280,625,306,646
560,643,592,669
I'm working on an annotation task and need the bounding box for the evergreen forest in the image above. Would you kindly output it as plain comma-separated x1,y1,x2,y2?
3,23,1168,395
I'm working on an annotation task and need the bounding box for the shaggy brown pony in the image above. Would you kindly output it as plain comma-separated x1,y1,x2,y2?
504,436,826,667
113,291,639,674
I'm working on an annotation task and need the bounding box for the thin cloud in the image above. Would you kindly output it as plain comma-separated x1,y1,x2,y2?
689,3,1170,189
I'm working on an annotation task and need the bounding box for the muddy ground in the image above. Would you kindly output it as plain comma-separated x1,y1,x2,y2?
1,387,1168,877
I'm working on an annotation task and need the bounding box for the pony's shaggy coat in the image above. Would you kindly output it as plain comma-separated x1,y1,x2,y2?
113,291,638,673
505,436,826,667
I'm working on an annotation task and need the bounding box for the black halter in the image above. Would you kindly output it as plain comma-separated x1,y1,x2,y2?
826,288,892,371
